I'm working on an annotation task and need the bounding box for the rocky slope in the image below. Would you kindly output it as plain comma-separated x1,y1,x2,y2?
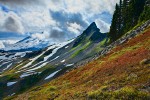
9,21,150,100
0,22,107,99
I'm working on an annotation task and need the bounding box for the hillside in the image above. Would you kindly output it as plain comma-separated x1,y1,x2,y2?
0,0,150,99
5,21,150,100
0,22,107,99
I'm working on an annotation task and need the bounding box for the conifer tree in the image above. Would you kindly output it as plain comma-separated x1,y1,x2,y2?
109,0,148,43
109,4,119,42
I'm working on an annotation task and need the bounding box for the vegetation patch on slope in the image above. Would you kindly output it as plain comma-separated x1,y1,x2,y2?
8,28,150,100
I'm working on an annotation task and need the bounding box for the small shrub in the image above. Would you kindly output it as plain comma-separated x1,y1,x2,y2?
48,86,57,91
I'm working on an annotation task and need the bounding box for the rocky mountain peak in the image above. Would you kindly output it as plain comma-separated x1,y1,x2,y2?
73,22,105,47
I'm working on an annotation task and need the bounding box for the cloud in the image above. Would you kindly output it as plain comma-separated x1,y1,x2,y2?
50,11,88,28
49,27,66,42
95,19,110,33
20,10,56,32
67,22,83,36
0,41,5,48
49,11,88,40
0,0,119,42
3,12,24,34
0,0,45,10
31,32,47,40
0,11,24,34
48,0,119,15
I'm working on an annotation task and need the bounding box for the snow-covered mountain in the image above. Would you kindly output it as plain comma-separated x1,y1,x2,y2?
1,36,52,52
0,40,19,49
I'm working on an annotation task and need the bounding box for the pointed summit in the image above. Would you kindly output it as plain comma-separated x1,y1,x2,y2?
73,22,105,47
83,22,100,36
89,22,97,29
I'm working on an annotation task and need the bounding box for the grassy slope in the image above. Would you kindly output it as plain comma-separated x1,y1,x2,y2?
6,28,150,100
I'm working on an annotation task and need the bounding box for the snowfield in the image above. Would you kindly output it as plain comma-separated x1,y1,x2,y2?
18,39,74,72
3,36,51,51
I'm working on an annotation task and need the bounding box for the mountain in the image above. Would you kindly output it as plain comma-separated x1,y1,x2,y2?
0,0,150,99
8,20,150,100
2,36,51,52
0,22,107,99
73,22,106,47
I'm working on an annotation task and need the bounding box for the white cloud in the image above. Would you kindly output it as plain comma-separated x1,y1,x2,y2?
0,0,119,41
20,10,56,32
47,0,119,15
31,31,50,40
0,41,5,48
67,22,82,36
95,19,110,33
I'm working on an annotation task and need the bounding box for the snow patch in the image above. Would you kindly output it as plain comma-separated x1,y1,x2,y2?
20,72,41,78
8,93,16,96
14,61,24,69
15,52,26,57
44,70,61,80
26,62,48,72
7,81,17,87
65,46,69,49
66,63,74,67
20,73,34,78
50,56,59,62
20,49,48,69
19,39,74,72
3,63,12,71
0,55,6,60
44,39,74,62
61,59,65,63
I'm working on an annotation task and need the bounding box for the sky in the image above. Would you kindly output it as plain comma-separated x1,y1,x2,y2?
0,0,119,43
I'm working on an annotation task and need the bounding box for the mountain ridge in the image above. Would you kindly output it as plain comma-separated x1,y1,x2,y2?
8,20,150,100
0,21,107,99
0,0,150,99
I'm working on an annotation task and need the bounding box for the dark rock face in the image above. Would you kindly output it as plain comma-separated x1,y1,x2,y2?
73,22,106,47
90,31,106,42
